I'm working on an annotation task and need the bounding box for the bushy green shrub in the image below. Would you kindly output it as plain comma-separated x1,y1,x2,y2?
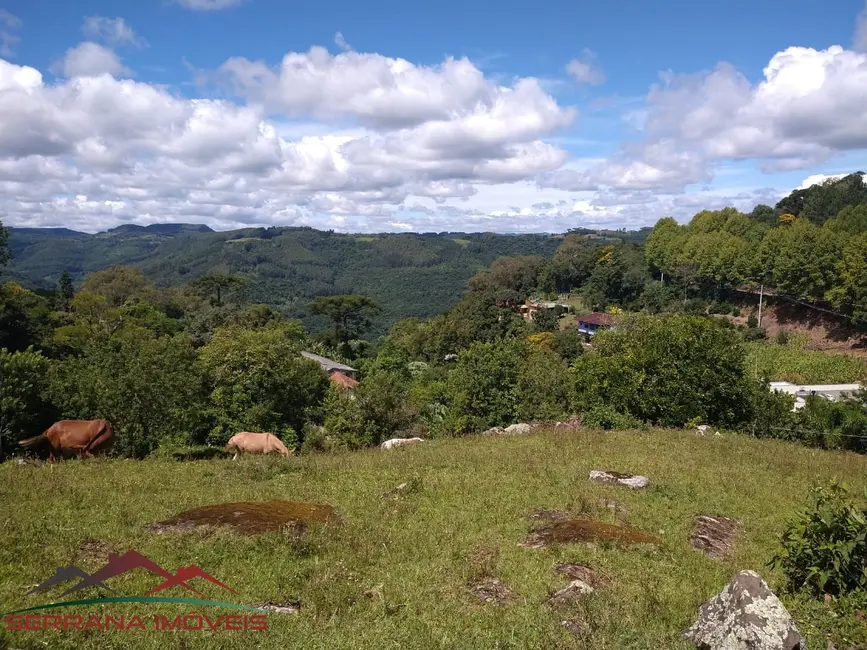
771,481,867,597
516,348,573,422
744,379,797,438
795,391,867,453
0,347,57,455
322,370,416,448
743,326,767,342
550,328,583,361
573,314,753,428
581,406,643,430
48,328,206,458
445,338,525,433
198,322,328,446
776,328,790,346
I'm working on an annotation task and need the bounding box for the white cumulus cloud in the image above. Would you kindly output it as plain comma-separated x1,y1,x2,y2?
83,16,145,47
52,42,131,79
0,46,575,232
566,49,605,85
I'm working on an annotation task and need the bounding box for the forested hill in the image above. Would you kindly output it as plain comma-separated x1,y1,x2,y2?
5,225,584,334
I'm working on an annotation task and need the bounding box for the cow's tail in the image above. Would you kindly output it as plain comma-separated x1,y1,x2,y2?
18,432,47,450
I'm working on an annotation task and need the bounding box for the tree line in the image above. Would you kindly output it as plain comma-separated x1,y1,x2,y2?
4,171,867,460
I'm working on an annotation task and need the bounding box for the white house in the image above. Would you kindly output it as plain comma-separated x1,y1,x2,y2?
769,381,862,411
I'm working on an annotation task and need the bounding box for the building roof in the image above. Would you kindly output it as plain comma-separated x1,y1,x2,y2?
329,372,359,390
577,312,617,326
771,382,861,396
300,351,358,373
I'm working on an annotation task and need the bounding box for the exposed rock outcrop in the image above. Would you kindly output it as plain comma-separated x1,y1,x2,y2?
682,570,806,650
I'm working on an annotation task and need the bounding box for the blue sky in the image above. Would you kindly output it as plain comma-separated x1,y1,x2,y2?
0,0,866,233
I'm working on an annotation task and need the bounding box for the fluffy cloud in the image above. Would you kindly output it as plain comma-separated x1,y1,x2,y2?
173,0,246,10
645,46,867,169
0,9,21,58
0,44,575,232
540,43,867,196
334,31,351,52
5,20,867,234
83,16,145,47
220,47,574,131
566,49,605,85
798,172,847,190
52,42,131,78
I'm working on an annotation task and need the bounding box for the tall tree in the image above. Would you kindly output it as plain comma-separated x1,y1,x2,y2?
540,235,600,293
58,271,74,311
310,294,382,344
644,217,687,278
80,265,156,307
191,274,246,308
0,220,8,269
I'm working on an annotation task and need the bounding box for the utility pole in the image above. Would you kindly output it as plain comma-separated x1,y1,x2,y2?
757,284,764,328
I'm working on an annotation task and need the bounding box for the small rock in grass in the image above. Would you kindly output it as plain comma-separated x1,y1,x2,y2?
599,498,627,514
469,578,513,605
253,601,300,615
553,563,600,586
561,618,588,636
589,470,649,490
546,580,594,606
690,514,740,559
382,482,409,499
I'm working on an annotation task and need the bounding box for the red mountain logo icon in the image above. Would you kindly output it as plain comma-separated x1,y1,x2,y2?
147,566,236,596
26,565,111,595
28,550,237,600
61,550,174,597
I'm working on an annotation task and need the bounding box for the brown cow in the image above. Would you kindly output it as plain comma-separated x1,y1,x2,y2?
18,419,115,461
225,432,293,460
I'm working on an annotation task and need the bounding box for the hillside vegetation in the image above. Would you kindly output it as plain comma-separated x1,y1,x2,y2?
2,429,866,650
5,226,567,335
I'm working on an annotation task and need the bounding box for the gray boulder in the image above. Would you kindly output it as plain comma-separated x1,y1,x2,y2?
589,470,650,490
682,570,806,650
504,423,532,435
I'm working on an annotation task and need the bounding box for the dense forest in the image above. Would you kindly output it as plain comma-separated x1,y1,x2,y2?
3,172,867,463
5,225,652,336
4,227,556,336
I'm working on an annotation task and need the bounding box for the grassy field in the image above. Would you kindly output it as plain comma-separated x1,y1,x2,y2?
2,429,867,649
745,340,867,383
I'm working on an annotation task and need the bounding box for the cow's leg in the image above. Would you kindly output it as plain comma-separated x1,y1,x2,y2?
232,452,239,461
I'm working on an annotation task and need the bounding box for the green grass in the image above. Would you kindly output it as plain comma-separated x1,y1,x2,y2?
450,238,471,247
2,429,866,649
745,341,867,383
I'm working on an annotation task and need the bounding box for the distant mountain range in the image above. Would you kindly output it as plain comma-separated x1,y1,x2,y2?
4,223,648,334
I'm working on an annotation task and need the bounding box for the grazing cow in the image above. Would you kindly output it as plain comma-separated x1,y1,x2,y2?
380,437,424,450
225,432,293,460
18,419,115,461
